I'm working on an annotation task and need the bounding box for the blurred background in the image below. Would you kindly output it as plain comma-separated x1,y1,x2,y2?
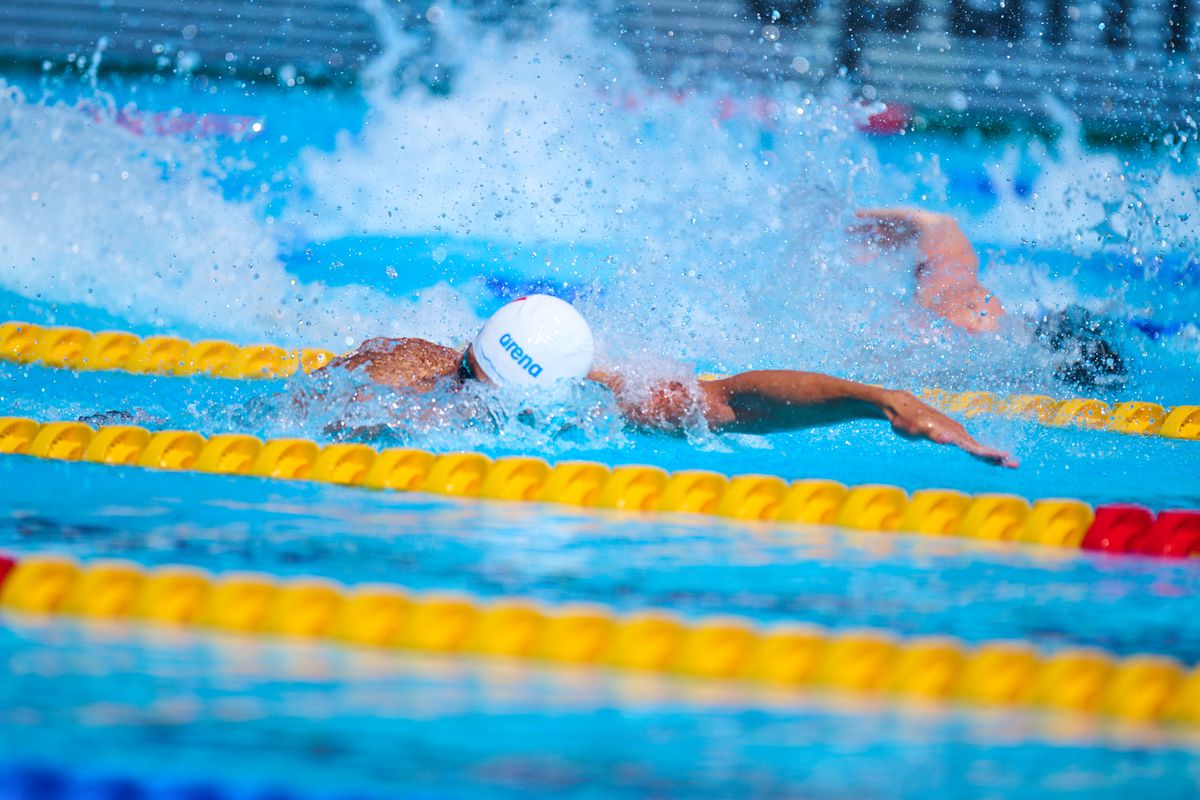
2,0,1196,133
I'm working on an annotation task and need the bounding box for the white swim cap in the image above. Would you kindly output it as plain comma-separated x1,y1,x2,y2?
470,295,595,386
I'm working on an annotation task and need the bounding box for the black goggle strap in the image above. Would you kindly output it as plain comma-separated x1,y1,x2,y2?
458,350,477,382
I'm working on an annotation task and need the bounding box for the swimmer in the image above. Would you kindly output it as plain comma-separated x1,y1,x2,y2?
324,294,1017,468
850,207,1127,389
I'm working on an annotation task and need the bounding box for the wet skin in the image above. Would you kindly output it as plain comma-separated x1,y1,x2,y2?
849,208,1006,333
322,339,1016,468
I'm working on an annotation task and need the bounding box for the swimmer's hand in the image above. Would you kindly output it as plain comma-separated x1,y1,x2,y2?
849,208,980,276
848,207,924,248
847,207,950,250
880,389,1018,468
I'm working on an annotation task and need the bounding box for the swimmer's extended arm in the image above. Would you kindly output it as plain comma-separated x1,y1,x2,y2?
589,369,1015,467
850,208,1005,333
700,371,1017,467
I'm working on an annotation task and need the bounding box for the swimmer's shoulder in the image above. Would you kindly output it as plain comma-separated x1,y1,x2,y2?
324,337,461,390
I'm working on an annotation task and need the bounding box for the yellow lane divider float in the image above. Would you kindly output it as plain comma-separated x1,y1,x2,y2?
0,320,335,378
919,389,1199,439
1,551,1198,726
3,416,1199,559
2,321,1198,440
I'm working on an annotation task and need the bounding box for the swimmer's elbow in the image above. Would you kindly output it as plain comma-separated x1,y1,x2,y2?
700,381,737,429
615,379,715,431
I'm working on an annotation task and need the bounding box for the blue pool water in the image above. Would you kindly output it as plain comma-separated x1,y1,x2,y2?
5,619,1200,800
3,457,1200,658
3,361,1198,509
2,5,1200,797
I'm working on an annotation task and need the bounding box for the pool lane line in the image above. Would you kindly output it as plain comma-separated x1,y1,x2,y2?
0,320,333,379
2,417,1199,559
2,551,1199,729
2,320,1198,440
917,389,1199,439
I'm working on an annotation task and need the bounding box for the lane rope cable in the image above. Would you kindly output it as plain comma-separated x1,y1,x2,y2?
1,551,1199,728
2,320,1197,440
2,416,1198,559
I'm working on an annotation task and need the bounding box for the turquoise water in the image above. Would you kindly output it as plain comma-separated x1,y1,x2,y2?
2,457,1200,656
3,620,1200,800
2,6,1200,797
2,361,1198,508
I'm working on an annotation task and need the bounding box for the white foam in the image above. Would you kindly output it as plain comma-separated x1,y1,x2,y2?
973,96,1200,258
2,1,1195,396
0,82,480,347
293,7,931,378
291,5,1197,387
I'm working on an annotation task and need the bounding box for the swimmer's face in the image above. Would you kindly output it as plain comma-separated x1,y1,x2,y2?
459,344,494,385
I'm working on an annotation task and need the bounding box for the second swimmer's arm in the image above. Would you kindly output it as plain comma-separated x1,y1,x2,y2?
851,208,1005,333
701,371,1017,467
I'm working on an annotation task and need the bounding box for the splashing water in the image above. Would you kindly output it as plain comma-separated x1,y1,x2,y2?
288,8,1016,395
294,7,971,381
0,81,480,347
0,0,1196,418
229,365,639,454
974,97,1200,261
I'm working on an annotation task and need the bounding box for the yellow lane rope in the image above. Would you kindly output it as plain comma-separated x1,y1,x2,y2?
1,552,1197,727
5,416,1198,560
918,389,1199,439
3,320,1198,439
0,320,334,378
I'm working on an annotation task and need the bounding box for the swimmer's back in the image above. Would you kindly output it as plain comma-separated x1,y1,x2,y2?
325,337,460,391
